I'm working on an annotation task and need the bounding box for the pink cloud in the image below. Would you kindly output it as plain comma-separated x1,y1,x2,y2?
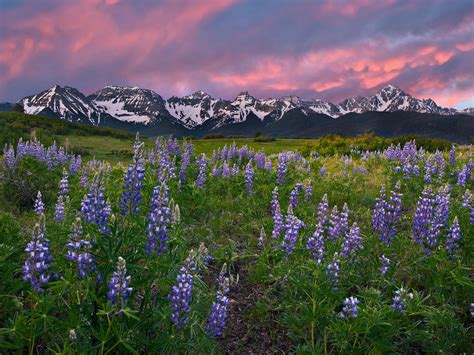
0,0,472,108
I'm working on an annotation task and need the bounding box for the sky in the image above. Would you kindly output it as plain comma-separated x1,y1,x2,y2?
0,0,473,108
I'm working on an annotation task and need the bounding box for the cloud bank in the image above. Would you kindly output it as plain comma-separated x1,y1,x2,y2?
1,0,473,108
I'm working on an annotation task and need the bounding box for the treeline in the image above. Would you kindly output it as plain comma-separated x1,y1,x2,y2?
302,133,453,156
0,112,133,149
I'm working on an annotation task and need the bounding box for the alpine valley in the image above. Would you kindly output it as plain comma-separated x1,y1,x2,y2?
1,84,473,141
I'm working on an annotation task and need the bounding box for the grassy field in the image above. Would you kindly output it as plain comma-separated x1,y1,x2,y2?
55,135,314,161
0,133,472,353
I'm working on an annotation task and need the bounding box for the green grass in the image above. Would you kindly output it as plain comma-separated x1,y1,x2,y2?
55,135,314,161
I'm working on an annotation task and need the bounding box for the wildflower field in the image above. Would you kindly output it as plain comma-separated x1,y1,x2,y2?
0,135,472,353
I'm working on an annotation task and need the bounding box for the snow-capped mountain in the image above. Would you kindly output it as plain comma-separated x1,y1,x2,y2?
21,85,101,124
335,84,458,116
302,84,458,117
88,86,170,125
165,91,295,129
14,84,469,131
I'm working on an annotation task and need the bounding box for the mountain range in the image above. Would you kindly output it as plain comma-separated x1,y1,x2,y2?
1,84,473,141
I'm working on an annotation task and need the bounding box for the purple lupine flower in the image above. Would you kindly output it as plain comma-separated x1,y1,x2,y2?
66,218,83,262
179,141,193,183
427,184,451,251
445,216,461,258
212,165,222,177
304,182,313,201
77,243,95,279
66,218,96,279
306,222,325,264
2,143,16,172
329,204,349,242
210,151,217,166
53,195,65,222
80,172,111,234
380,255,391,275
328,206,340,242
458,160,473,186
340,203,349,232
462,190,474,224
391,288,412,313
206,267,230,337
80,162,90,188
271,188,285,240
320,165,326,176
272,204,285,240
462,189,472,208
281,205,305,257
22,219,52,293
195,154,208,189
70,155,82,176
59,169,69,197
258,227,266,248
120,137,145,214
271,187,279,215
34,191,45,215
340,297,359,318
264,159,272,172
352,164,357,174
244,162,255,195
145,183,171,256
222,162,230,177
289,183,303,208
449,146,456,167
317,194,329,228
169,257,195,328
412,186,436,247
231,163,239,176
107,257,132,312
339,222,363,259
373,182,403,244
372,186,387,233
326,252,340,285
255,152,266,170
276,154,287,185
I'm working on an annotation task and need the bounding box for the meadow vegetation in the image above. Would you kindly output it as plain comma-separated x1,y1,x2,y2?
0,116,472,353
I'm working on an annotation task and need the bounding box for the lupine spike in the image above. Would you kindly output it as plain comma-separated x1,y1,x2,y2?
206,265,230,337
169,256,195,327
145,183,172,256
340,297,359,318
120,136,145,215
34,191,45,216
445,216,461,258
281,204,305,257
339,222,363,259
380,255,391,275
306,222,325,263
107,257,132,312
53,195,65,222
244,162,255,195
22,218,52,293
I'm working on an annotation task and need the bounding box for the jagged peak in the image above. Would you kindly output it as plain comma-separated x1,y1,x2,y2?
235,91,253,98
379,84,405,95
281,95,301,104
185,90,210,99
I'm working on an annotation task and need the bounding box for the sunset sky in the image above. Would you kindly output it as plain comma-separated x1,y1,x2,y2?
1,0,473,108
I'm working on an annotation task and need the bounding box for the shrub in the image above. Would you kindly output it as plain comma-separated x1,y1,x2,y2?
254,136,276,142
1,156,60,211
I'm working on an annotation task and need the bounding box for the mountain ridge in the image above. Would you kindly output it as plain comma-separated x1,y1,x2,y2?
0,84,471,141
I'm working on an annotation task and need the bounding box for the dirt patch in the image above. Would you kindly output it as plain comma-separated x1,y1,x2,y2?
220,261,291,354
